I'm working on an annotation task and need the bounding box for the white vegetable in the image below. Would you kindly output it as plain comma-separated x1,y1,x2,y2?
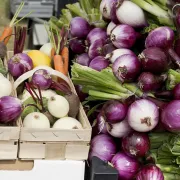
40,43,53,57
107,21,116,36
48,95,69,118
20,89,57,102
23,112,50,128
0,75,12,98
53,117,83,129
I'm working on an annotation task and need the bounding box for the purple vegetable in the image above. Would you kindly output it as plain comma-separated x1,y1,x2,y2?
173,84,180,100
8,53,33,78
102,43,116,56
69,38,86,54
111,152,140,180
0,96,22,123
139,47,168,74
75,85,88,102
86,28,107,45
112,54,141,82
89,56,110,71
89,134,117,162
107,119,132,138
100,0,117,19
70,17,91,38
106,48,135,63
138,72,165,92
107,21,116,36
75,53,91,66
161,100,180,132
88,39,105,59
122,131,150,157
110,1,119,24
110,24,136,48
116,1,147,28
32,69,52,90
102,100,128,123
127,99,159,132
97,112,108,134
136,164,164,180
145,26,180,68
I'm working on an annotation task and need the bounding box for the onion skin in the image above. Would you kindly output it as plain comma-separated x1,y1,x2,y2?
0,96,22,123
173,84,180,100
89,134,117,162
136,164,164,180
161,100,180,132
102,100,128,123
86,28,108,45
139,47,168,74
97,112,108,134
8,53,33,78
127,99,159,132
111,152,140,180
69,38,86,54
32,69,52,90
110,24,136,49
75,53,91,66
70,17,91,38
112,54,141,82
89,56,110,71
122,132,150,157
116,1,147,28
107,21,116,36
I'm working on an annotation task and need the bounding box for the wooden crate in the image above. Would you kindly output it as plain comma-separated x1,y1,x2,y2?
6,51,92,160
0,55,21,160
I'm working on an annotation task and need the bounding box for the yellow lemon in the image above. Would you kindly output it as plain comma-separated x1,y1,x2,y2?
27,50,52,68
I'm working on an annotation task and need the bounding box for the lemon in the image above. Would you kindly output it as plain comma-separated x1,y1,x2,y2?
27,50,52,68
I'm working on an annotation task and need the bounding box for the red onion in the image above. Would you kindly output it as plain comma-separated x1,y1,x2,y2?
70,17,91,38
145,26,180,68
69,38,86,54
110,24,136,49
88,40,105,59
107,119,132,138
173,83,180,100
0,96,22,123
97,112,108,134
161,100,180,132
102,100,128,123
138,72,164,92
86,28,107,45
75,53,91,66
116,1,147,28
111,152,140,180
136,164,164,180
174,38,180,57
31,69,52,90
102,43,116,56
106,48,135,63
89,134,117,162
112,54,141,82
110,0,119,24
107,21,116,36
74,85,88,102
127,99,159,132
122,131,150,157
139,47,168,74
8,53,33,78
89,56,110,71
100,0,117,20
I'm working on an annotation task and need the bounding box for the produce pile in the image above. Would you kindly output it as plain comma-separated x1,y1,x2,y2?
50,0,180,179
0,3,83,130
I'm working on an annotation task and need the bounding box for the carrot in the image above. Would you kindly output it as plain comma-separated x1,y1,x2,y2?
53,54,66,75
61,46,69,75
51,48,55,59
0,27,13,45
0,2,32,45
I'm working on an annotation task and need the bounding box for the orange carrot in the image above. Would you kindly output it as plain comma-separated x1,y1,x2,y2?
53,54,66,75
0,27,13,45
51,48,55,59
61,46,69,75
